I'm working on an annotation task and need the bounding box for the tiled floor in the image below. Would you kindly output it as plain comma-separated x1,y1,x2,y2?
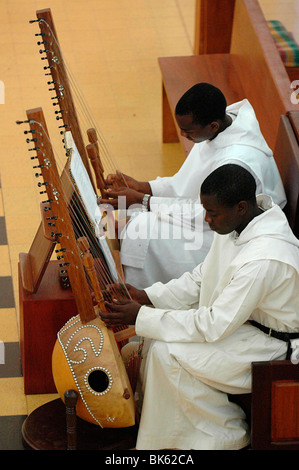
0,0,298,450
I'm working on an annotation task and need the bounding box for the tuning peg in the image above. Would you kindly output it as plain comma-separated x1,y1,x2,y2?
24,129,35,134
51,232,62,238
29,19,40,23
55,248,66,253
16,119,33,125
26,137,38,143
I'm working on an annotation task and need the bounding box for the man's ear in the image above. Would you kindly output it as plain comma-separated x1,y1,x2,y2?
237,201,248,214
210,121,220,132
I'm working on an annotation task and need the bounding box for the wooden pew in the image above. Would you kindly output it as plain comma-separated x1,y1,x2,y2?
248,114,299,450
251,360,299,450
159,0,297,156
274,112,299,237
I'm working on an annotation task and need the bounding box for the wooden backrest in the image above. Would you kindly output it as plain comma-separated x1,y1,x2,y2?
274,113,299,237
229,0,297,150
251,360,299,450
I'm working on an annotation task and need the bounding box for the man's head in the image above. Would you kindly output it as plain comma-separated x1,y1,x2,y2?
200,164,258,235
175,83,227,143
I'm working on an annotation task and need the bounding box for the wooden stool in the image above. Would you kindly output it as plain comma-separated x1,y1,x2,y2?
22,390,138,450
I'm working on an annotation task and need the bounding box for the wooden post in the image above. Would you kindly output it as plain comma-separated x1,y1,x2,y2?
194,0,236,54
64,390,79,450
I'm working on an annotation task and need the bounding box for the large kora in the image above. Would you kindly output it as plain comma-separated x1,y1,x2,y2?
52,310,135,427
18,8,138,429
21,106,136,428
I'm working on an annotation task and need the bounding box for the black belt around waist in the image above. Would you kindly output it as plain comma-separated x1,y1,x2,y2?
249,320,299,359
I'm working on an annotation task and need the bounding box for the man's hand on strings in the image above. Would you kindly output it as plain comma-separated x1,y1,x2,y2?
105,170,152,195
103,283,151,305
99,187,144,209
105,170,140,191
99,299,141,327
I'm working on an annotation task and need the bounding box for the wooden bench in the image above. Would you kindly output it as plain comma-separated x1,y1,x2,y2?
159,0,298,157
250,360,299,450
274,112,299,237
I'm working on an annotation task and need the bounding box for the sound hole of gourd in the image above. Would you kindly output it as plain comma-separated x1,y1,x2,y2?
88,369,110,393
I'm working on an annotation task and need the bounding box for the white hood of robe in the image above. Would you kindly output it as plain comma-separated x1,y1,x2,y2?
214,99,273,156
231,195,299,270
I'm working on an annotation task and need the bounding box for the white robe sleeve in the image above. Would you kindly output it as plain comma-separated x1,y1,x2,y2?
136,260,282,343
148,143,202,199
144,263,204,310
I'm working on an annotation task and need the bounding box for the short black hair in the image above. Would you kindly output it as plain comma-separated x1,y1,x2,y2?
175,83,227,126
200,164,257,206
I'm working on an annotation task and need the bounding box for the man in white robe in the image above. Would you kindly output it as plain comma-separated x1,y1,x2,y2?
100,165,299,450
101,83,286,288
